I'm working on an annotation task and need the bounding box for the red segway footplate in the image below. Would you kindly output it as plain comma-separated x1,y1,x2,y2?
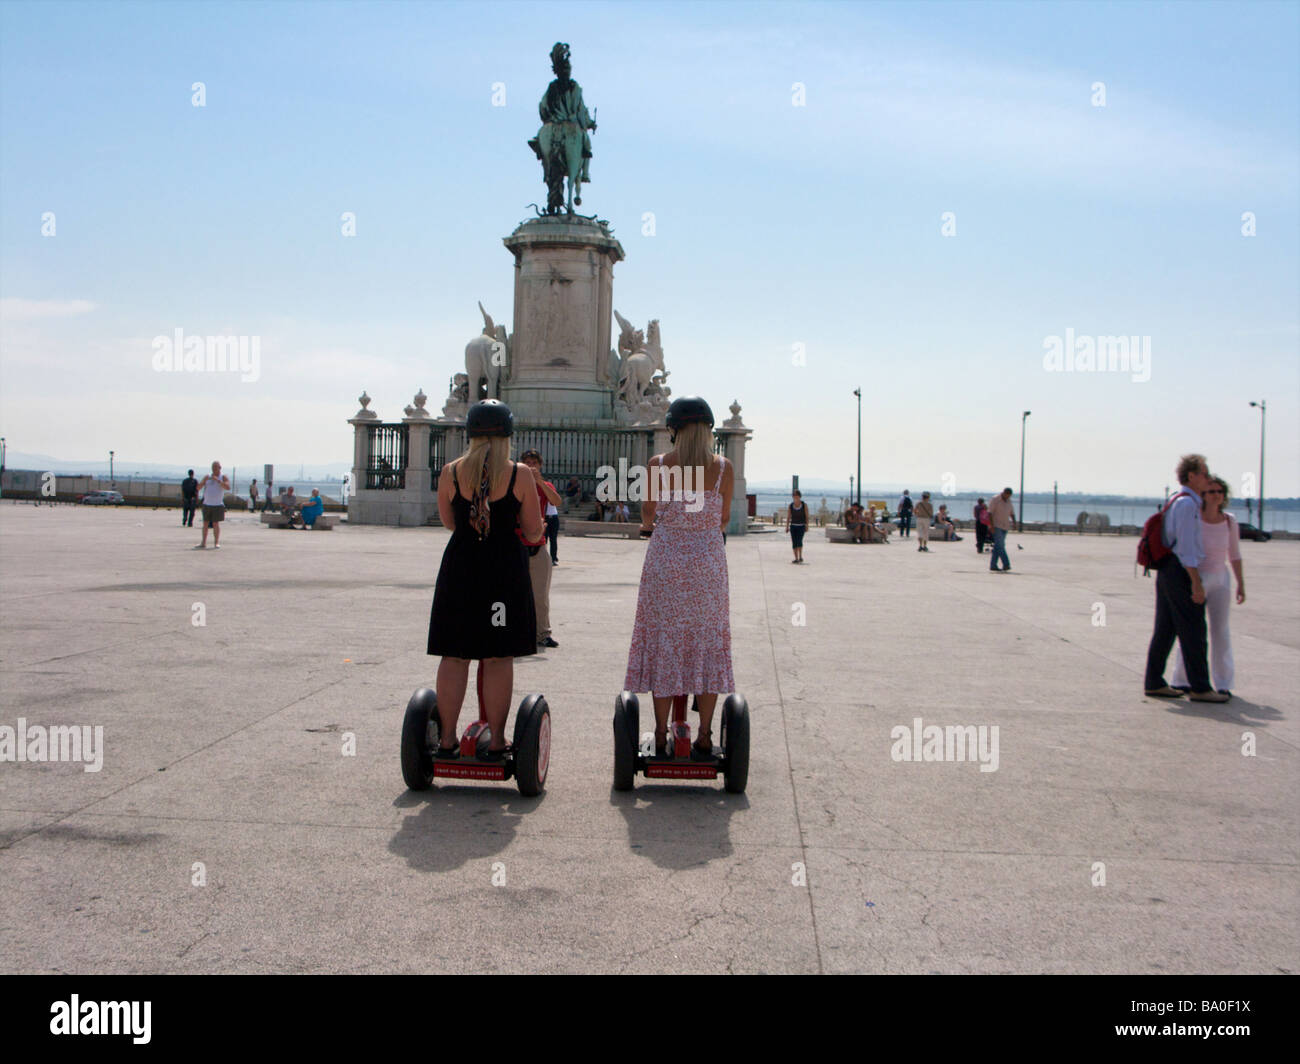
432,760,509,781
644,762,719,780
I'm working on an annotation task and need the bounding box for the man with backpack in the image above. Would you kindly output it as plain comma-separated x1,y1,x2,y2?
1143,454,1228,702
896,490,914,538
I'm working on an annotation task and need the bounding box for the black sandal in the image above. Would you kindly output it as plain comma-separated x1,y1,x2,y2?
691,730,714,761
436,742,460,760
480,744,510,762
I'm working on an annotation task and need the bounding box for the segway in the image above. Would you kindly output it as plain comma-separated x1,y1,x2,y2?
612,690,749,793
402,661,551,796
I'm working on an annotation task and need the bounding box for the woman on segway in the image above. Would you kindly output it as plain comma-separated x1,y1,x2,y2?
623,396,735,760
426,400,545,759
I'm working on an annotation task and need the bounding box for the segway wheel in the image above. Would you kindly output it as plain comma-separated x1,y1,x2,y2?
613,691,639,791
401,688,439,791
513,694,551,797
721,694,750,795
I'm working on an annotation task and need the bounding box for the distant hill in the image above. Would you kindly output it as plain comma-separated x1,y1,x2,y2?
745,479,1298,508
2,452,351,481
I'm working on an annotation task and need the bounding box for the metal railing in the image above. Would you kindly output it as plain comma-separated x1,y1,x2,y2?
510,426,653,502
365,425,408,490
429,428,446,491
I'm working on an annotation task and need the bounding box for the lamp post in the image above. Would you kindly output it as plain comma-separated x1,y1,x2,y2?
0,437,6,501
1018,411,1030,532
109,450,115,489
1250,400,1266,530
853,388,862,507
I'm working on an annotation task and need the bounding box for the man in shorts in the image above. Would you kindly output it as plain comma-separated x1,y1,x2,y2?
196,460,230,549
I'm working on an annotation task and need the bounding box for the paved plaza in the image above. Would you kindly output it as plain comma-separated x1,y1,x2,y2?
0,503,1295,974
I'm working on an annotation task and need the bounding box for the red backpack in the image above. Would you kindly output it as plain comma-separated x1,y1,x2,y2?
1137,491,1189,575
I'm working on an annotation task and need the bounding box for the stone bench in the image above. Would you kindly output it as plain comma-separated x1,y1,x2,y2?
825,526,890,544
261,512,337,531
561,519,642,539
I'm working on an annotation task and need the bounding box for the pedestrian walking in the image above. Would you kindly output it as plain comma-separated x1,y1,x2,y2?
897,490,914,537
520,449,561,648
195,461,229,548
249,478,259,515
1143,455,1228,702
913,492,934,552
973,497,990,553
181,469,198,527
987,488,1015,571
1170,475,1244,697
788,489,808,563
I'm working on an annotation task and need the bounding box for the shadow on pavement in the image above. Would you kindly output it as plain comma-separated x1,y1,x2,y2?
609,786,750,871
1165,697,1285,725
388,788,542,872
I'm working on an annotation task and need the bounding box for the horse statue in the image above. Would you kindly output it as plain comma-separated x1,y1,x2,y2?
528,43,597,215
465,302,508,401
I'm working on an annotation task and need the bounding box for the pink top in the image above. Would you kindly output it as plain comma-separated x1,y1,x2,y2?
1200,513,1241,570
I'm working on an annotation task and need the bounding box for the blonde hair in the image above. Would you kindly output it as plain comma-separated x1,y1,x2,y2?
456,436,511,499
674,421,715,475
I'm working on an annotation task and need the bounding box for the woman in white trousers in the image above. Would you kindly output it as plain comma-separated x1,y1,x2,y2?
1173,477,1245,696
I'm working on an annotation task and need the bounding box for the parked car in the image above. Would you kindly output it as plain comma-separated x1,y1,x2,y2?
79,490,125,505
1237,523,1271,542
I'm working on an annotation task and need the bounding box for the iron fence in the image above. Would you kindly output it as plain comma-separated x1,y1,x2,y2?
429,428,446,490
510,426,653,501
365,425,408,490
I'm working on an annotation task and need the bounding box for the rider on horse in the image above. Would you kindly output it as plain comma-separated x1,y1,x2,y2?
529,43,597,214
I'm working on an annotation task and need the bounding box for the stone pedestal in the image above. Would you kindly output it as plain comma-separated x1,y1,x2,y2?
501,216,624,423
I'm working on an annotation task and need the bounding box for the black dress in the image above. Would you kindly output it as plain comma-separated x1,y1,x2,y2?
426,463,537,659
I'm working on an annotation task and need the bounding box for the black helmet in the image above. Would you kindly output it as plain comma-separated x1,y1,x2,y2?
466,399,513,438
665,396,714,432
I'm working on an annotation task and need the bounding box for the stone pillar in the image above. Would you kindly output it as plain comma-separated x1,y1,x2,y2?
347,392,379,524
720,402,751,536
501,215,625,423
402,423,433,527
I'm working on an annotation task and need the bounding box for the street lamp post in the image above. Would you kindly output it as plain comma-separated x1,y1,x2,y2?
853,388,862,507
109,450,115,489
1018,411,1030,533
1250,400,1266,531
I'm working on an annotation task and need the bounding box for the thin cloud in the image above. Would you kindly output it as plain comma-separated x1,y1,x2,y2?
0,298,98,320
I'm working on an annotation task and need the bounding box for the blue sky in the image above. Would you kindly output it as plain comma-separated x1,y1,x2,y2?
2,0,1296,496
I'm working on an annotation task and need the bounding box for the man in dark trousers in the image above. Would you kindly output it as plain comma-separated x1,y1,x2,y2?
1144,454,1228,703
181,469,198,527
896,490,914,537
973,497,990,553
